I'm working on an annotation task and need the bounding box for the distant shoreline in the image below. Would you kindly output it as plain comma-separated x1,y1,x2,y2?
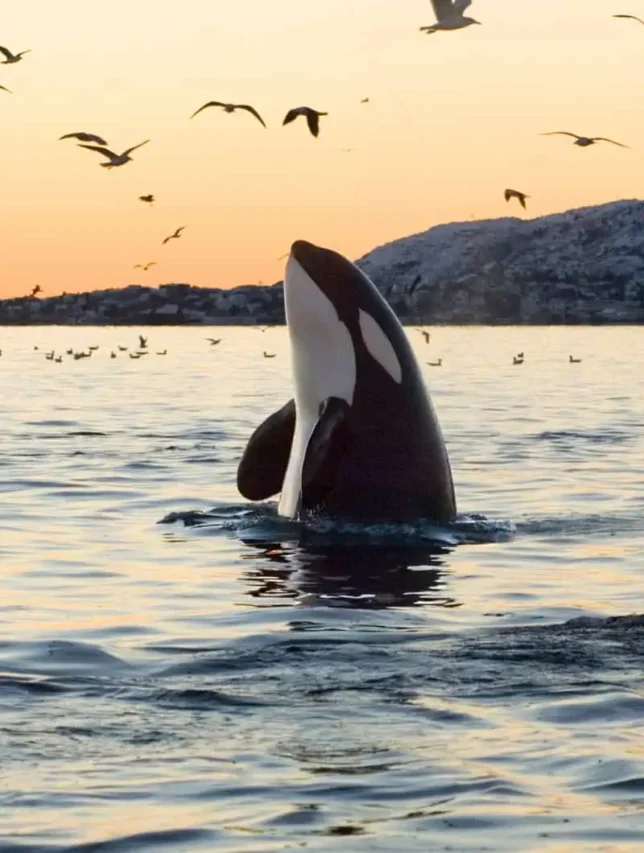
1,319,642,328
4,199,644,326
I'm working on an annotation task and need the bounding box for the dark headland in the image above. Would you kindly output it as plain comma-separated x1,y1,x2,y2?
3,200,643,326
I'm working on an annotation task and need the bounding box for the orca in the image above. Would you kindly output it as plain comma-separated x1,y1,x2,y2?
237,240,456,524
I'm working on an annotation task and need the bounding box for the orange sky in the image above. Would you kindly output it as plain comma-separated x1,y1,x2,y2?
1,0,643,298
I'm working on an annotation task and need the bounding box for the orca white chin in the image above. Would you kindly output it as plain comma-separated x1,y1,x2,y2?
278,249,356,518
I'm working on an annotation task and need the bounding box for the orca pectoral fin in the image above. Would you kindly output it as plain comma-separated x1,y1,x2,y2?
301,397,350,512
237,399,296,501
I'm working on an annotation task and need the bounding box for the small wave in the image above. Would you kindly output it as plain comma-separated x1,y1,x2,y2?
1,828,216,853
0,672,69,696
516,512,644,538
535,428,632,445
137,686,269,710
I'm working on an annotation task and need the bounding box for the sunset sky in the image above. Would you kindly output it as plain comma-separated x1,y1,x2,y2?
1,0,643,298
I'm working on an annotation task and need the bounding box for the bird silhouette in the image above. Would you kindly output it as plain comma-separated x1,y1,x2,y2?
206,338,221,345
415,329,431,343
263,351,276,358
162,227,185,245
30,285,42,298
569,355,582,363
0,46,31,64
427,359,442,367
60,132,108,145
78,139,150,168
541,132,627,148
282,107,328,138
191,101,266,127
139,194,155,205
504,189,529,209
420,0,480,33
134,262,157,271
613,14,644,25
139,335,148,349
0,85,12,93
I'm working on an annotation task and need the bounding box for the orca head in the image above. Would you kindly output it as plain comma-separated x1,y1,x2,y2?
279,240,408,517
285,240,404,398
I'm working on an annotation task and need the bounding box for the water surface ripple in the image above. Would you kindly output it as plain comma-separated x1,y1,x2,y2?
1,325,643,852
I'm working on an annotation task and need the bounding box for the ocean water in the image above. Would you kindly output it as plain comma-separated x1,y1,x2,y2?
1,324,643,853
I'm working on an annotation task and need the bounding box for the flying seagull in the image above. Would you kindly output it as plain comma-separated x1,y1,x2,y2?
0,46,31,64
139,194,155,204
420,0,480,33
360,97,370,103
613,14,644,25
540,132,628,148
282,107,328,138
206,338,221,345
78,139,150,168
504,188,529,209
162,226,185,245
134,262,157,271
60,132,108,145
0,85,12,93
190,101,266,127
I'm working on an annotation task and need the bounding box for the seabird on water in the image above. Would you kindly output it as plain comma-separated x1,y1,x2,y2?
60,132,108,145
427,359,442,367
282,106,328,138
162,227,185,245
0,45,31,64
541,132,628,148
263,351,276,358
78,139,150,168
420,0,481,34
504,189,529,209
190,101,266,127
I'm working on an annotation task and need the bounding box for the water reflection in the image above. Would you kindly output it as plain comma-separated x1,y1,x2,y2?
240,539,461,609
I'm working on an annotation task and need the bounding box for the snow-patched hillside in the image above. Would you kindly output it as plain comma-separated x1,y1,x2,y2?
2,200,643,324
357,199,644,323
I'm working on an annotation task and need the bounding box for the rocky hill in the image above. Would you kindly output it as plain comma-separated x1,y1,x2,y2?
2,199,643,325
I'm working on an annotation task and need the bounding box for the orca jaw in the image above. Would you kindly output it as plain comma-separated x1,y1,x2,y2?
278,247,357,518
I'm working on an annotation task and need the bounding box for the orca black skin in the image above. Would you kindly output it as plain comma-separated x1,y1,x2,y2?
237,240,457,524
